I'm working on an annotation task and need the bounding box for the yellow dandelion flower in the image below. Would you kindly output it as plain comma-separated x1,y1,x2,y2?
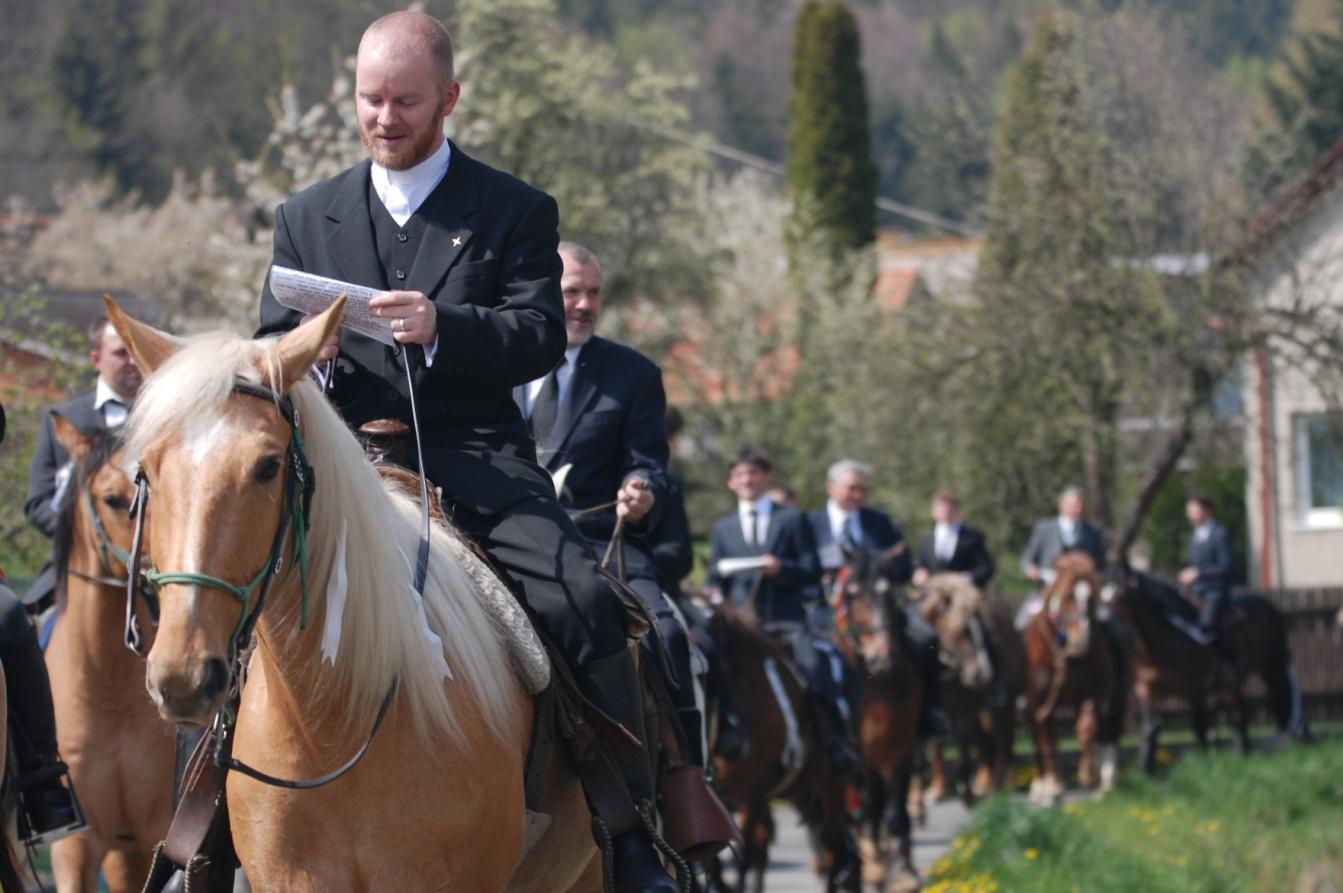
1025,848,1039,860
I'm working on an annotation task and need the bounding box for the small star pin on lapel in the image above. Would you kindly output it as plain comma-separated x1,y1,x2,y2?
452,235,463,247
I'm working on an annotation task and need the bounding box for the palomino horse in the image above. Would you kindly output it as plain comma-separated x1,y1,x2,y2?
46,416,173,893
1022,553,1125,806
107,300,599,892
1114,570,1308,773
703,605,857,893
916,574,1025,804
834,549,921,893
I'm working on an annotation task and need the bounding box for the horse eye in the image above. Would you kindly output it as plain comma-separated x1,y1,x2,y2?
254,456,283,484
102,494,130,512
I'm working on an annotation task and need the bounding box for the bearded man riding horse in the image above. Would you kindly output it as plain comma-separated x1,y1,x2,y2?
128,11,720,891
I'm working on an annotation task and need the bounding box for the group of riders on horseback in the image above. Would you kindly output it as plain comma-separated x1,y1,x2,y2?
0,10,1306,893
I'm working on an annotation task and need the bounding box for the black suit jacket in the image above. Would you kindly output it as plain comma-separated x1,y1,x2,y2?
514,336,668,545
25,392,106,538
806,505,913,584
1021,517,1106,575
257,143,565,514
707,503,821,625
916,524,995,589
1188,523,1233,598
648,472,693,596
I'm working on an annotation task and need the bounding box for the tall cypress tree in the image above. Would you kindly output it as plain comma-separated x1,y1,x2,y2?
785,0,877,264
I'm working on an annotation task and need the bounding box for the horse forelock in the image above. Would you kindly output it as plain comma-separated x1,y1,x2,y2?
123,330,522,750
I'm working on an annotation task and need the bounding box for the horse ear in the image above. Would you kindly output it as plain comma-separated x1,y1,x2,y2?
50,412,92,463
103,294,176,374
274,296,347,392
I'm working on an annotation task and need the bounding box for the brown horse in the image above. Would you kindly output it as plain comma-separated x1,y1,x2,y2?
107,299,600,892
1022,553,1125,806
834,549,921,893
1113,570,1308,773
703,604,857,893
917,575,1025,803
46,416,173,892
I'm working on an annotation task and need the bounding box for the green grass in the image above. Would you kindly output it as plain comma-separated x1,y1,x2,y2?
927,738,1343,893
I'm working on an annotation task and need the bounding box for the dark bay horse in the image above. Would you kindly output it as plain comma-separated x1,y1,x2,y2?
833,550,921,893
1022,553,1126,805
704,605,857,893
916,575,1025,803
1114,570,1308,772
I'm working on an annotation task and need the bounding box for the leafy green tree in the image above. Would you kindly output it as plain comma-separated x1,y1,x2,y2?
785,0,877,263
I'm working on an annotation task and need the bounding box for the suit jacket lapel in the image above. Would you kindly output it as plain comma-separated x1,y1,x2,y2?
324,162,383,287
406,141,478,298
543,340,603,466
512,385,527,416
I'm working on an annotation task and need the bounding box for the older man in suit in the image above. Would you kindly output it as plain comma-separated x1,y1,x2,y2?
708,447,858,776
256,13,674,889
913,491,996,589
517,243,711,772
1022,486,1107,583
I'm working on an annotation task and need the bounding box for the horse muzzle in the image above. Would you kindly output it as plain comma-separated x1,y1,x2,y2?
146,656,231,725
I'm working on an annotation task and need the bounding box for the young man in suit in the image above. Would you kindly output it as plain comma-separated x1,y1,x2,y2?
256,13,674,889
707,448,858,776
517,244,709,772
1179,496,1237,659
1022,485,1107,582
14,316,139,842
913,491,996,590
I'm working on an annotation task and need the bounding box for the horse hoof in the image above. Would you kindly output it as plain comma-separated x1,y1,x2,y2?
890,866,922,892
858,837,885,887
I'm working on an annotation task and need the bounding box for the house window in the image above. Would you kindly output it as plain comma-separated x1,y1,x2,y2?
1294,414,1343,528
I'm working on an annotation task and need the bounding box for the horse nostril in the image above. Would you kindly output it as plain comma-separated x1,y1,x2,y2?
199,659,230,702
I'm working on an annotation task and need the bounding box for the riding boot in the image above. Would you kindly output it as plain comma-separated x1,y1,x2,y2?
918,642,950,743
0,629,82,842
573,649,679,893
676,708,706,768
704,654,745,761
809,690,860,778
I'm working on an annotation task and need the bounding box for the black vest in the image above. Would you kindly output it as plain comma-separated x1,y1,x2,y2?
367,175,433,290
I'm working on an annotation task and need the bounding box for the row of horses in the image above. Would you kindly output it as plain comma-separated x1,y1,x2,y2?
10,299,1314,892
698,548,1309,893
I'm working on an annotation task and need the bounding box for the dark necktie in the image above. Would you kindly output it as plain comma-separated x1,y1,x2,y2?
748,509,760,550
839,517,858,554
529,357,565,446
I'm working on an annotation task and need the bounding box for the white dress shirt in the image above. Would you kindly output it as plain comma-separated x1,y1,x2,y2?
826,500,861,547
370,138,452,227
738,496,773,548
1058,515,1077,547
93,378,130,429
933,522,961,562
524,345,584,418
1195,522,1214,543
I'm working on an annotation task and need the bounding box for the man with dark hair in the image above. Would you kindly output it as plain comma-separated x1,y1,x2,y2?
255,12,675,889
1179,495,1236,655
913,491,996,589
707,447,858,776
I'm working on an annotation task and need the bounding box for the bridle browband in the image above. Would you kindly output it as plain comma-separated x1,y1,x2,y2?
124,378,398,791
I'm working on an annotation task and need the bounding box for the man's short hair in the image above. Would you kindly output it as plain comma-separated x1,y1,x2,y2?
728,446,772,474
88,316,110,352
1189,494,1215,513
558,241,601,271
1059,485,1085,503
931,490,960,509
361,11,456,88
827,458,872,485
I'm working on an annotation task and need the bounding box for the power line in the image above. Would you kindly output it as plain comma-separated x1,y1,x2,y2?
626,118,979,237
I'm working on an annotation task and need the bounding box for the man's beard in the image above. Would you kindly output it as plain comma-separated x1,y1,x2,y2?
360,115,444,171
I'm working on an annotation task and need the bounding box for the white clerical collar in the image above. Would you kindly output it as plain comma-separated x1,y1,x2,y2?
738,496,772,517
371,138,452,226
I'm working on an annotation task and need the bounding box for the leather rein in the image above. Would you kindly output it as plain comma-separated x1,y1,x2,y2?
123,377,416,791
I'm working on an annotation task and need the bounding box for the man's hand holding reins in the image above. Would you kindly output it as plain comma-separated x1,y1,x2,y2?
616,477,654,522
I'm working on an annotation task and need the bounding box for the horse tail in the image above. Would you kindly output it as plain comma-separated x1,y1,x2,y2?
1240,596,1309,740
0,830,24,893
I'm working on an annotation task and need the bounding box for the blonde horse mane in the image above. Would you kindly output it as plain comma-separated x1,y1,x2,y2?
917,572,985,634
121,330,522,749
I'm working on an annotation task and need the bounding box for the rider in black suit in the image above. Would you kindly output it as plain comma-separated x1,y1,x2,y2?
707,448,859,776
1179,495,1237,663
913,491,996,589
255,13,673,889
516,243,707,769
